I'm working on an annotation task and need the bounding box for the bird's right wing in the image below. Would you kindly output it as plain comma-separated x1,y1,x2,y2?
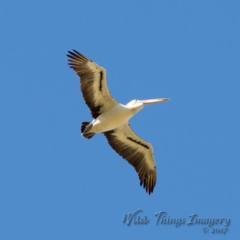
67,50,118,118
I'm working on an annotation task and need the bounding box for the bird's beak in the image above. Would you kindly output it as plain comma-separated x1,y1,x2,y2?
139,98,170,105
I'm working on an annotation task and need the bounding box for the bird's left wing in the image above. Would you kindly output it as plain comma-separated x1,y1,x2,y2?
104,123,157,194
67,50,118,118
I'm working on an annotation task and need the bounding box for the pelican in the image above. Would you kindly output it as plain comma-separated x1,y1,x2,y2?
67,50,169,194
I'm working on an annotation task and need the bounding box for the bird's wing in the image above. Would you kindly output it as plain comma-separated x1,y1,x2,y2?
104,123,157,194
67,50,118,118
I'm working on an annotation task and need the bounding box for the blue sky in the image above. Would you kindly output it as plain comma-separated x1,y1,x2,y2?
1,0,239,239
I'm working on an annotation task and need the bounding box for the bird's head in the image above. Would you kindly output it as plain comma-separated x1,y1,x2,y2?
126,98,169,114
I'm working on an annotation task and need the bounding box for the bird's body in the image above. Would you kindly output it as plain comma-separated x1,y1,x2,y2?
67,50,169,194
88,102,142,133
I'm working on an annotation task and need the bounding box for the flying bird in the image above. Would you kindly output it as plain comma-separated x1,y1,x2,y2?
67,50,169,194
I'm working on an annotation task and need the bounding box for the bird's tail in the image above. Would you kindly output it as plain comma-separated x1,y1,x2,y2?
81,122,95,139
